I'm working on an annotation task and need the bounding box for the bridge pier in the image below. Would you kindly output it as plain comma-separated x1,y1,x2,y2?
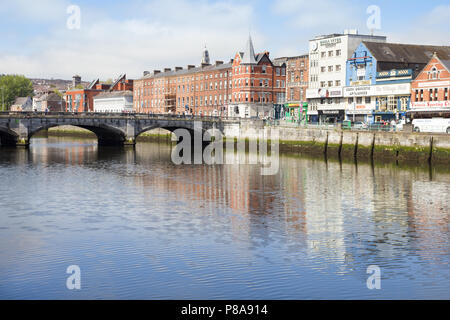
124,137,136,146
16,138,30,148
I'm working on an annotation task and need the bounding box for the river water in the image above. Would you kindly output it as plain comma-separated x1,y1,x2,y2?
0,137,448,299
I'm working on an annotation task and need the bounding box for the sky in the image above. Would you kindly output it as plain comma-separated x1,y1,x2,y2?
0,0,449,81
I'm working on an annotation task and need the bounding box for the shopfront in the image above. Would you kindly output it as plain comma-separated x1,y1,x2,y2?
284,103,300,122
344,83,411,124
318,110,345,123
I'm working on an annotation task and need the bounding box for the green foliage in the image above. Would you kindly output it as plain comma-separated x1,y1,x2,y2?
75,84,84,89
53,89,64,98
0,75,34,111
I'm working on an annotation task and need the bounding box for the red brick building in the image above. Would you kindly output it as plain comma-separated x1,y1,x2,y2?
285,55,309,103
411,52,450,112
229,36,286,117
134,60,232,116
134,36,287,118
65,74,133,112
282,54,309,121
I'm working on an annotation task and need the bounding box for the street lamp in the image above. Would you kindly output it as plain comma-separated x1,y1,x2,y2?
1,87,4,112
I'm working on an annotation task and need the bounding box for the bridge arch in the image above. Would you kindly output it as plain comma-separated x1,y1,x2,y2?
28,124,127,146
0,127,19,146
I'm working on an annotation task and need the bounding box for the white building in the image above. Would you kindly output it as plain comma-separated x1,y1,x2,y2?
306,30,386,123
93,91,133,113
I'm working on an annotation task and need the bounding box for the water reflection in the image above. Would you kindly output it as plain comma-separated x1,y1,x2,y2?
0,137,448,299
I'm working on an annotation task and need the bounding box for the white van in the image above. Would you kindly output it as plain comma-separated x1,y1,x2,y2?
412,118,450,134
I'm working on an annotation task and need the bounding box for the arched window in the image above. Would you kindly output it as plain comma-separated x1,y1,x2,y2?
431,67,438,79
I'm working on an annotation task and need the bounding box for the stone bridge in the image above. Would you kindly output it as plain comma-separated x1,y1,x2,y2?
0,112,249,147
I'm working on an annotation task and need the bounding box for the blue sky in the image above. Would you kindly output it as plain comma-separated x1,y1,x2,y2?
0,0,449,80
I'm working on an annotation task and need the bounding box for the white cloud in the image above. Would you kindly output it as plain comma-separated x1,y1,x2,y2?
0,0,258,80
386,4,450,45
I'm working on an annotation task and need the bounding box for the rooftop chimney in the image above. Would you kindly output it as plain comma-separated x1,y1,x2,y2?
215,61,223,66
175,67,183,71
164,68,172,72
153,70,161,75
143,71,150,76
187,65,195,70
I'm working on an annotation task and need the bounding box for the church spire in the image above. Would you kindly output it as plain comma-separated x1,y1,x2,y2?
241,35,257,65
201,45,210,65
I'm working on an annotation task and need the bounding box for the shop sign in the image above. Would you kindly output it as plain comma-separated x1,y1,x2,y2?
320,38,342,48
307,88,343,99
344,83,410,97
411,101,450,109
417,80,450,88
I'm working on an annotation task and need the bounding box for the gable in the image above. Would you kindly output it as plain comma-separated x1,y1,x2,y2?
414,56,450,81
257,53,272,66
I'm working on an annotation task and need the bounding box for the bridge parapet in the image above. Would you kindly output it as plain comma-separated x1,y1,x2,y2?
0,112,243,147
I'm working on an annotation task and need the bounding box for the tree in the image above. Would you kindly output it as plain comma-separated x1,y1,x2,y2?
0,75,34,111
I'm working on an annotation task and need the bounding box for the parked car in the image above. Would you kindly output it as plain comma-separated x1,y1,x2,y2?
352,121,368,130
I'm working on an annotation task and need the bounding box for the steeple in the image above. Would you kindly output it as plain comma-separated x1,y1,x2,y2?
241,35,257,65
201,45,210,65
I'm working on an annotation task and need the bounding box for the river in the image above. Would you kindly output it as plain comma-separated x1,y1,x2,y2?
0,136,448,299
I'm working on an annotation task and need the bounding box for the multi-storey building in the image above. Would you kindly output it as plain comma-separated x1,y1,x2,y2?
133,37,287,118
282,54,309,122
65,74,133,112
228,37,286,118
134,55,232,116
411,52,450,116
344,42,450,123
306,30,386,123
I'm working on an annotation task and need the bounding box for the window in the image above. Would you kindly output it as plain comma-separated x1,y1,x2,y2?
321,66,326,73
328,51,333,57
348,97,354,103
431,67,438,79
328,81,333,87
320,81,326,87
335,80,341,86
356,97,363,104
328,66,333,72
400,97,408,111
336,49,341,56
388,96,396,111
445,88,448,100
336,65,341,72
276,68,281,76
365,97,371,104
321,52,326,58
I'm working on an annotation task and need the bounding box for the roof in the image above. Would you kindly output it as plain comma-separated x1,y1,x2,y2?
94,91,133,99
362,41,450,64
109,74,126,92
272,57,287,67
140,62,232,80
441,60,450,72
12,97,30,106
241,35,257,65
